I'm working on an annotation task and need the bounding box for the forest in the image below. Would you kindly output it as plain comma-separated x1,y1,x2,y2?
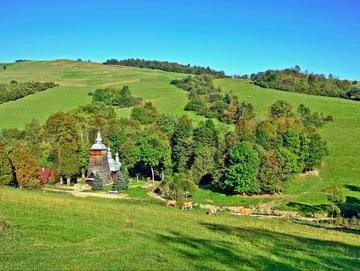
0,81,58,104
251,66,360,101
103,58,228,77
0,97,329,197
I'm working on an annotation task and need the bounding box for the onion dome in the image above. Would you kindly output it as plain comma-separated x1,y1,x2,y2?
90,131,107,150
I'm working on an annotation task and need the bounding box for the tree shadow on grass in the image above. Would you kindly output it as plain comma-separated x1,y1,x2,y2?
150,222,360,270
338,196,360,218
199,222,359,270
152,230,293,270
344,185,360,193
291,220,360,235
286,202,332,217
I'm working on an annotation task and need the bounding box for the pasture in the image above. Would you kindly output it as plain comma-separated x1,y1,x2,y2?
0,60,359,215
0,187,359,270
0,60,197,129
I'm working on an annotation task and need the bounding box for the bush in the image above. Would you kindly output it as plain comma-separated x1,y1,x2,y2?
184,100,203,111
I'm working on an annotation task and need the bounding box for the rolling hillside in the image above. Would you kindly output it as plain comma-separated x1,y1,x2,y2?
0,187,359,270
0,60,359,212
0,60,202,129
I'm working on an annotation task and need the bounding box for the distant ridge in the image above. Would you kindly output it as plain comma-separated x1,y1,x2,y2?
103,58,228,78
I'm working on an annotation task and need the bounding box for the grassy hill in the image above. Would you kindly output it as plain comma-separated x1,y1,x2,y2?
0,60,204,130
1,187,359,270
0,60,359,214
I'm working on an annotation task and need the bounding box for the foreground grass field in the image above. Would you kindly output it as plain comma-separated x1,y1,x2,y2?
1,187,359,271
0,60,359,214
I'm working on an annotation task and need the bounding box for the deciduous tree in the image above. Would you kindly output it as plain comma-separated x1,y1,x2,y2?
225,142,260,194
135,135,170,182
10,146,40,188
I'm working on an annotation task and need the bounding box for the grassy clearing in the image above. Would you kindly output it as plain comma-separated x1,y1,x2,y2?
0,187,359,270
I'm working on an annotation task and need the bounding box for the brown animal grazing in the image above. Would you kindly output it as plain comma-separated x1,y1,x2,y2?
239,208,252,215
165,200,176,208
181,202,193,209
206,208,217,215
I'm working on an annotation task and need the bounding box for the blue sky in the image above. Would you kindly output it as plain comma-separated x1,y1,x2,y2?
1,0,359,79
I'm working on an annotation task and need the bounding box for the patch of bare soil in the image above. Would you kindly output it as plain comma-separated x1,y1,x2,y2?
55,81,88,87
241,193,294,199
102,79,140,86
300,169,320,178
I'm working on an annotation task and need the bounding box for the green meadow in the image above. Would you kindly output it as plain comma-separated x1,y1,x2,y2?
0,60,359,212
0,60,202,129
1,187,359,271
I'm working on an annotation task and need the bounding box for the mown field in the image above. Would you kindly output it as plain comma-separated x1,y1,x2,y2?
0,187,359,271
0,60,359,213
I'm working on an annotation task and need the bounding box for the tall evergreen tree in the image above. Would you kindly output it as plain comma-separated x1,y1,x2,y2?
113,170,128,191
172,115,193,173
58,140,79,184
92,171,103,191
0,139,13,185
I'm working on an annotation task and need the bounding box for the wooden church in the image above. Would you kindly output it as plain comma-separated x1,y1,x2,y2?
85,132,121,186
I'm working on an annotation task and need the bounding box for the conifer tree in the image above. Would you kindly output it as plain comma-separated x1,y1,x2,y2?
172,115,193,173
58,140,79,184
92,171,103,191
113,170,128,191
0,140,13,185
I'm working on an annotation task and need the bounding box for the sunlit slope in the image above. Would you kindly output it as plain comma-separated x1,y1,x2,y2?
215,78,360,208
0,60,195,129
0,188,359,270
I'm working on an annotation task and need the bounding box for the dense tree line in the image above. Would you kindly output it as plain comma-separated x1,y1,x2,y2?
252,66,360,101
0,98,329,196
103,58,228,78
0,81,58,104
92,85,142,108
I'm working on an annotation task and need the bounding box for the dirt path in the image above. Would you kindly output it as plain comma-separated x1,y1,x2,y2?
44,188,328,222
44,188,129,199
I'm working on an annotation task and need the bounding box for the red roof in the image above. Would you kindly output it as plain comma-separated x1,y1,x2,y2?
38,168,55,184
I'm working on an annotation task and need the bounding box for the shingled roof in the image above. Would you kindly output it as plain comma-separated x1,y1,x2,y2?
38,168,55,184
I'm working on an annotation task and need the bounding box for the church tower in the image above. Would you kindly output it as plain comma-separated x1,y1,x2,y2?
85,132,113,186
